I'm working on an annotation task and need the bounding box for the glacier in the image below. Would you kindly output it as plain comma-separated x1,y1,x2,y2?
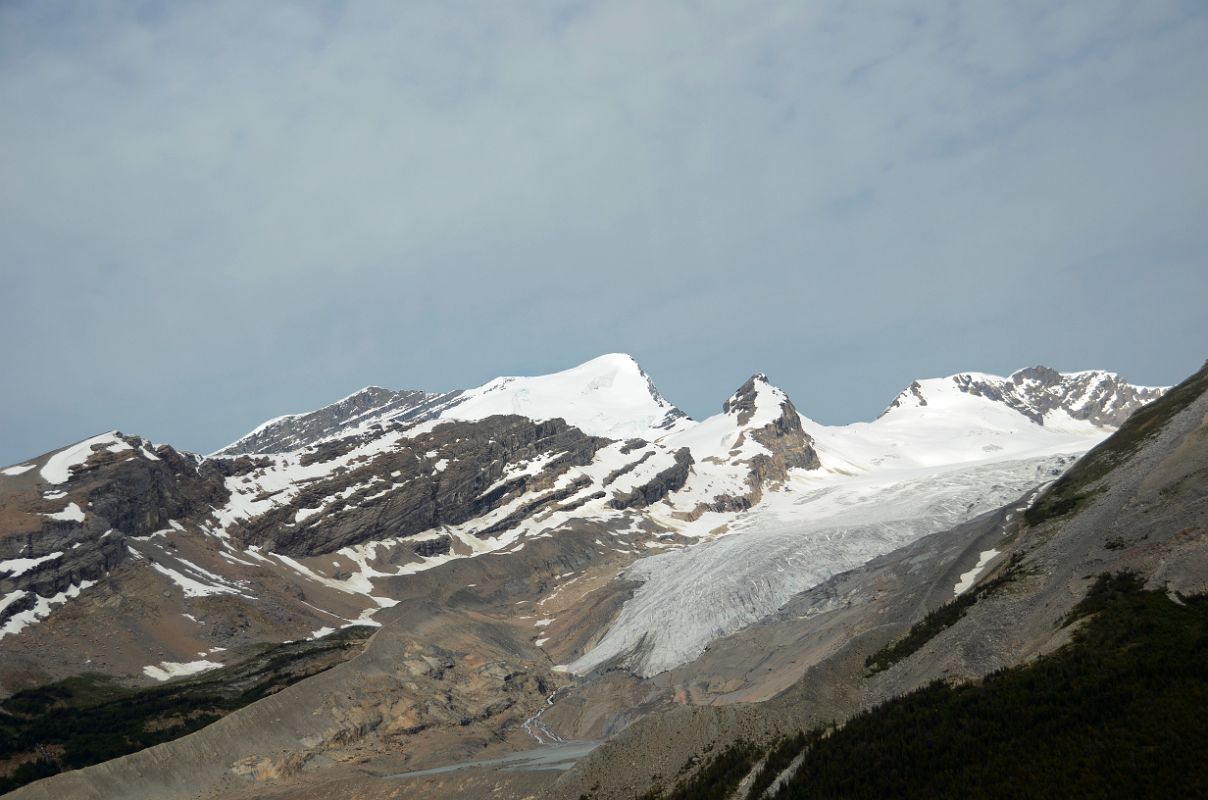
564,452,1079,677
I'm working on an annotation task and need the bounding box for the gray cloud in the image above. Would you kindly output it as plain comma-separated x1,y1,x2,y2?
2,0,1206,463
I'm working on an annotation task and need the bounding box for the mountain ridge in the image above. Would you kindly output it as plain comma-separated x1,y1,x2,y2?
207,354,1163,463
879,364,1165,428
0,352,1180,799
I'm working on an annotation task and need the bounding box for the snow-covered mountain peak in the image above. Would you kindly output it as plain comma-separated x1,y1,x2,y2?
878,366,1165,429
215,354,691,456
442,353,691,441
573,352,643,372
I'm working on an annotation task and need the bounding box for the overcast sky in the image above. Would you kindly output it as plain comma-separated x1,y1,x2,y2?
2,0,1206,464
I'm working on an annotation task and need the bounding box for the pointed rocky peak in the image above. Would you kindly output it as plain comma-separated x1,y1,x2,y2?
723,373,786,426
720,372,819,473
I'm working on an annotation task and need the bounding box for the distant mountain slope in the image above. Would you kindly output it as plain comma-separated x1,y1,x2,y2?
212,387,464,457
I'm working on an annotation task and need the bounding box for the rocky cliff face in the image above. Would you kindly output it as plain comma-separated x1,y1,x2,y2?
0,434,229,634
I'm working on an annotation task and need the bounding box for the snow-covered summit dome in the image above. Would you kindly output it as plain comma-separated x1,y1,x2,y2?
443,353,691,441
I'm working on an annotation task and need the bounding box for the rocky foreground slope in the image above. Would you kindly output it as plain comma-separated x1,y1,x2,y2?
0,354,1172,798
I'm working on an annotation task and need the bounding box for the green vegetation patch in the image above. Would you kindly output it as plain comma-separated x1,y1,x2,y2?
1026,361,1208,526
769,571,1208,799
0,626,372,794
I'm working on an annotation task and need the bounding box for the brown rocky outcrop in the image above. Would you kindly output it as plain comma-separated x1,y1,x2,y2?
608,448,694,510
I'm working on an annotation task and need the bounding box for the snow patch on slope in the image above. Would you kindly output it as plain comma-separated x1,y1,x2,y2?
0,580,97,640
143,659,223,681
40,432,132,484
954,549,1001,596
0,552,64,577
148,560,248,598
43,502,85,522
